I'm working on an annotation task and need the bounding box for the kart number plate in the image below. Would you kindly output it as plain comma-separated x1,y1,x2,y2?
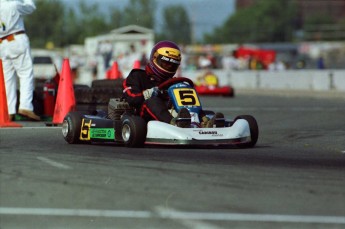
80,119,91,140
173,88,200,107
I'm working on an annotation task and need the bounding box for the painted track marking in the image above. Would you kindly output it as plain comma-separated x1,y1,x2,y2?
37,157,72,170
0,207,345,224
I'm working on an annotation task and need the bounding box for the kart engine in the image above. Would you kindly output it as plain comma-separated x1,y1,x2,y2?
108,98,133,120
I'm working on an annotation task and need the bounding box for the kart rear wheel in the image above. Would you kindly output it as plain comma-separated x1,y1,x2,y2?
62,111,85,144
236,115,259,148
121,116,147,147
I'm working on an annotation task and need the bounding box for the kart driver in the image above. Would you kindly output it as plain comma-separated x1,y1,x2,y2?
196,71,219,88
122,40,224,128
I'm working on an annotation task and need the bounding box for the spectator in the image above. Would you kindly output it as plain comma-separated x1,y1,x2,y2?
90,58,98,80
98,40,113,70
296,59,306,69
249,56,264,70
69,52,80,82
140,52,148,67
317,56,325,69
268,60,286,71
198,54,211,69
127,44,141,72
222,51,239,70
0,0,40,121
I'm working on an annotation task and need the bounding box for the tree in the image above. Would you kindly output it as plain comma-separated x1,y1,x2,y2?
303,14,337,41
204,0,298,43
157,5,192,44
25,0,193,48
122,0,156,28
61,8,81,46
109,7,123,29
75,1,112,43
26,0,113,48
26,0,65,48
59,1,113,45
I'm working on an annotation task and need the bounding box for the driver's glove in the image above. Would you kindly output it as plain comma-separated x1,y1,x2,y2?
143,87,159,100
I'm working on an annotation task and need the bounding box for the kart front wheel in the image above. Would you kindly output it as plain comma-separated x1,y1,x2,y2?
236,115,259,148
121,116,147,147
62,111,84,144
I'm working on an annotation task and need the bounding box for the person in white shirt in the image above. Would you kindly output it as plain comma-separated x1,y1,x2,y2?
0,0,40,120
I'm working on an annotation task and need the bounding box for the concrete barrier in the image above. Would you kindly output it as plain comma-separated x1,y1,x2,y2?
332,70,345,91
181,69,345,92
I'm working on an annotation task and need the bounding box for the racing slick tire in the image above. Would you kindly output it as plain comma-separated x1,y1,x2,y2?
121,115,147,148
74,87,92,104
235,115,259,148
62,111,87,144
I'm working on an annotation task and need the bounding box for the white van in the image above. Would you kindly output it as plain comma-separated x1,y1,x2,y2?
31,49,62,79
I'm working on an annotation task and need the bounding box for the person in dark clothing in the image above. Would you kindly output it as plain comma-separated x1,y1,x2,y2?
122,69,174,123
122,40,190,127
123,40,223,128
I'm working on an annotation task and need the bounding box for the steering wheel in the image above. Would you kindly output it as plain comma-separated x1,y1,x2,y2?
158,77,194,90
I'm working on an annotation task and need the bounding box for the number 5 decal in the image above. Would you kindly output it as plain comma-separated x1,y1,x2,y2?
80,119,92,140
173,88,200,106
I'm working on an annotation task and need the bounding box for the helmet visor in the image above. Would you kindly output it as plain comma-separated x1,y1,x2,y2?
155,54,180,73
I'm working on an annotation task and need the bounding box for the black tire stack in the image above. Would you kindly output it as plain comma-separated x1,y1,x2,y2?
74,79,124,112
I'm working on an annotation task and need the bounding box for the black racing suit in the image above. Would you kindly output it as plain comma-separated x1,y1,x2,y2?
122,69,173,123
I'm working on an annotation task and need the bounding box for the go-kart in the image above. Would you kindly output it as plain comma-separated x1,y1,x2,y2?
62,77,258,148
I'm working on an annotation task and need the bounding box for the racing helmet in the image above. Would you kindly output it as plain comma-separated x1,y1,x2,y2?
147,41,181,83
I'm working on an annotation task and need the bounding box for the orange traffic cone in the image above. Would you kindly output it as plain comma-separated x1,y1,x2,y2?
133,60,141,69
0,59,22,128
52,58,76,125
107,61,122,79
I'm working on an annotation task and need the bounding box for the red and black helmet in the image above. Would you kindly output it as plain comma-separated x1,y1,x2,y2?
146,40,181,83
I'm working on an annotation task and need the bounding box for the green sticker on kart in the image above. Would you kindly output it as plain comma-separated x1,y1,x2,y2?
90,128,115,140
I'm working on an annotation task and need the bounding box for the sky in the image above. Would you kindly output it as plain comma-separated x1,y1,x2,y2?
61,0,235,40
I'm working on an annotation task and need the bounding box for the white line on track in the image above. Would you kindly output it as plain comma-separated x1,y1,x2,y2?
36,157,72,170
0,207,345,224
0,208,150,218
0,126,60,130
155,207,223,229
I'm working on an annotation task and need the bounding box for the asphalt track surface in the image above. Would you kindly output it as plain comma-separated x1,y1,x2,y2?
1,90,345,229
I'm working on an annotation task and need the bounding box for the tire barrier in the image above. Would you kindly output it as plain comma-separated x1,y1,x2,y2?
74,79,124,112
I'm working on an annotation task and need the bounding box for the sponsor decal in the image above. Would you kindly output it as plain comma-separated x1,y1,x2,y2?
199,130,218,135
161,56,180,64
196,130,224,137
90,128,114,140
